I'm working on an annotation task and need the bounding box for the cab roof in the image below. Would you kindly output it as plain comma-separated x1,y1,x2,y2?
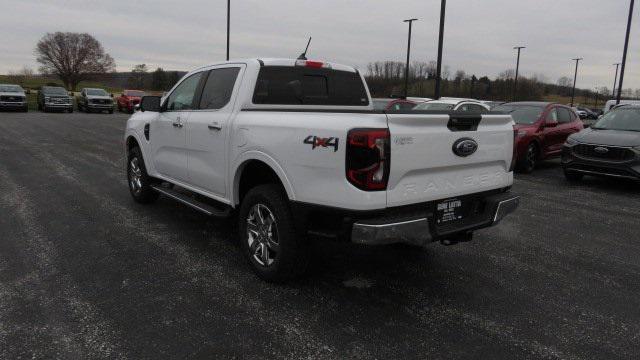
193,58,359,73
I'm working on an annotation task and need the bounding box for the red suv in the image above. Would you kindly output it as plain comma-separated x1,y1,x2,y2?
372,98,417,111
493,102,584,173
117,90,146,113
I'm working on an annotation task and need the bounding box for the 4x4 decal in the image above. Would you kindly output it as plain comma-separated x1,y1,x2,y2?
304,135,339,152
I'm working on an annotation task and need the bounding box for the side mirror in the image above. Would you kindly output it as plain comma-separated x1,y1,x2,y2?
140,96,161,112
68,92,73,96
110,93,114,98
545,121,558,128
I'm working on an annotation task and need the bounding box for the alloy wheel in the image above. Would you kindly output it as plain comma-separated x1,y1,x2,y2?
246,204,279,267
129,157,143,195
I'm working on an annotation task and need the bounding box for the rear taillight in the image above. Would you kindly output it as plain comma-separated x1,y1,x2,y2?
509,127,517,172
346,129,390,191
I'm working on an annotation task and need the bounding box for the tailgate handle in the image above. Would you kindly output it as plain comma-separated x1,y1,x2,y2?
448,116,481,132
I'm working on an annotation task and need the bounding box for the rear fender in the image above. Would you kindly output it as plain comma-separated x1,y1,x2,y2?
232,151,296,206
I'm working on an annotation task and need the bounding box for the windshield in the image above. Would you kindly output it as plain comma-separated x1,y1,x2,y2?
43,87,68,95
493,104,544,124
125,90,145,97
413,102,454,111
86,89,109,96
0,85,24,93
593,107,640,132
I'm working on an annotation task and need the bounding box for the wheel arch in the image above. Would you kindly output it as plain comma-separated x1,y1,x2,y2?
232,153,295,207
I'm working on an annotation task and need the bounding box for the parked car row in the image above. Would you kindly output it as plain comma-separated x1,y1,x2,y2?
0,83,147,114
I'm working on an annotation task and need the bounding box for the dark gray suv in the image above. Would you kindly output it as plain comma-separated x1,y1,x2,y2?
562,105,640,182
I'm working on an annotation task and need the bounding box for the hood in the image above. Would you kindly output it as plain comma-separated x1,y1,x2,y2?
86,95,112,100
571,127,640,147
0,91,26,97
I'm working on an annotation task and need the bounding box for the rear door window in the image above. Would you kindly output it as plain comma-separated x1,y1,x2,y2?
199,67,240,110
252,66,369,106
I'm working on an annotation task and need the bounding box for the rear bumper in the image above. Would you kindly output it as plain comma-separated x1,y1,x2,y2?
292,189,519,247
351,192,519,246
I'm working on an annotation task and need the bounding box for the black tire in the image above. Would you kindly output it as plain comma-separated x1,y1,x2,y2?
518,143,538,174
238,184,308,282
127,147,159,204
68,107,73,113
109,109,114,114
564,169,584,182
22,106,28,112
37,102,42,111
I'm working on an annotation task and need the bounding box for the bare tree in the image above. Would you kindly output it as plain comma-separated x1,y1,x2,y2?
35,32,115,90
557,77,572,88
128,64,148,89
6,66,35,87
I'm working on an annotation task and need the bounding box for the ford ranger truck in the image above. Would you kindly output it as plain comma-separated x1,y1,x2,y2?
124,58,519,282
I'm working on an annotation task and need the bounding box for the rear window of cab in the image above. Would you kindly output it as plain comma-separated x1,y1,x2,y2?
252,66,369,106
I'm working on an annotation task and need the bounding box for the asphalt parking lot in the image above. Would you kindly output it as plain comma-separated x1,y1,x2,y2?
0,111,639,359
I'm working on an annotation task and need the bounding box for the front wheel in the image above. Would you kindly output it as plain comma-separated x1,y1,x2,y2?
518,143,538,174
238,184,308,282
127,147,159,204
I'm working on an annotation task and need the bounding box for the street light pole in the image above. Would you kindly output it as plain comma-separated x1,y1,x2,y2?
612,63,621,98
570,58,583,107
434,0,446,99
226,0,230,61
513,46,525,101
617,0,635,104
403,18,418,99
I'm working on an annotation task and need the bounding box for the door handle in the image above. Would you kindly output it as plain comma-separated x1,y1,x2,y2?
208,123,222,131
172,122,183,128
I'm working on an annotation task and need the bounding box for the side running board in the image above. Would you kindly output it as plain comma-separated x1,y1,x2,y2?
150,184,232,218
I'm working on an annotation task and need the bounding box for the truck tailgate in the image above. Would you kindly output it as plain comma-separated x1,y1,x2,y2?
386,113,514,207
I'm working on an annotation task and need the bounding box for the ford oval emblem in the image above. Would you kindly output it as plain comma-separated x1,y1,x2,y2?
452,138,478,157
594,146,609,154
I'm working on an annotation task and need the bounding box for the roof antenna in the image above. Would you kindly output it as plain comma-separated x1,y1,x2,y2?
298,37,312,60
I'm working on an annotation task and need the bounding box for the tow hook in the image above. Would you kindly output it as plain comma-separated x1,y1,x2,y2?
439,232,473,246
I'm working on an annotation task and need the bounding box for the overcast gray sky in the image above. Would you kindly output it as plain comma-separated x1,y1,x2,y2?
1,0,639,90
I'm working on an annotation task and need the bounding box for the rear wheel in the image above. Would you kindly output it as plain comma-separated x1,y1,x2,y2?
238,184,308,282
518,143,538,174
127,147,159,204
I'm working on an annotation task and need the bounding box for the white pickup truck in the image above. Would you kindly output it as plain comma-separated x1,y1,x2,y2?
124,58,519,282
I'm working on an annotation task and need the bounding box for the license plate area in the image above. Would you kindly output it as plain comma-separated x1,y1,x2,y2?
435,198,466,225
